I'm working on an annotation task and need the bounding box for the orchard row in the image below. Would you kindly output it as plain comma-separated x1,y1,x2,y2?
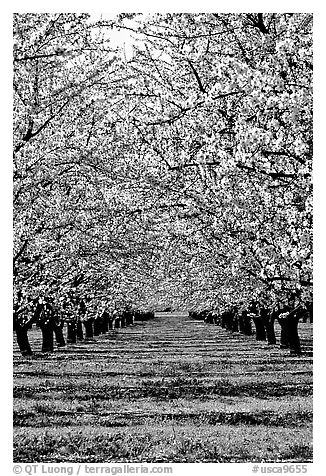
13,14,312,323
191,296,313,355
14,291,155,356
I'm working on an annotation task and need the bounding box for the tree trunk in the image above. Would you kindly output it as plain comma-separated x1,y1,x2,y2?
265,316,276,345
306,302,313,323
84,319,94,338
220,313,226,328
67,321,77,344
238,312,245,333
227,313,234,331
278,317,289,348
40,324,54,352
15,325,33,356
252,317,266,341
76,320,84,340
243,311,252,335
239,311,252,335
231,314,239,332
93,318,102,336
287,315,302,355
101,313,109,333
301,308,308,323
115,317,121,329
222,312,233,331
125,312,134,326
121,316,126,328
204,312,213,324
225,315,232,331
108,318,114,330
261,308,276,345
54,325,66,347
127,314,131,326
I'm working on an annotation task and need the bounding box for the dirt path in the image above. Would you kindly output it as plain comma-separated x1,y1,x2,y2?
13,313,313,463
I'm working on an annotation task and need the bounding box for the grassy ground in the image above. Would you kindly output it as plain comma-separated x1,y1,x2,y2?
13,314,313,463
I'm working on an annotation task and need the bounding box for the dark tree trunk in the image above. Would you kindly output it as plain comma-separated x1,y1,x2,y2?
115,317,121,329
67,321,77,344
40,324,54,352
232,314,239,332
224,315,229,330
245,317,252,335
84,319,94,338
278,317,289,348
93,318,102,336
261,308,276,345
76,321,84,340
252,317,266,341
15,325,33,356
204,312,213,324
226,314,233,331
238,312,245,333
222,312,233,331
243,311,252,335
301,309,308,323
306,302,313,323
108,318,114,330
265,316,276,345
101,313,109,333
125,313,134,326
287,315,302,355
54,325,66,347
121,316,126,328
239,311,252,335
220,313,226,328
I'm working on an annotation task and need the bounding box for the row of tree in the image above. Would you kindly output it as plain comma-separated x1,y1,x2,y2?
190,293,312,355
14,290,155,355
13,13,312,342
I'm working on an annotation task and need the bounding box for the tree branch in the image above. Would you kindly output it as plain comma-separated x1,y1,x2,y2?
187,60,206,94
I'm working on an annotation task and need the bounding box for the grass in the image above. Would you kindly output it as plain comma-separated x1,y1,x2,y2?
13,425,312,463
13,316,313,463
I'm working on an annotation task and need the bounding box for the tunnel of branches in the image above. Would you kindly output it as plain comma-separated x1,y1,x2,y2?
13,13,312,357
